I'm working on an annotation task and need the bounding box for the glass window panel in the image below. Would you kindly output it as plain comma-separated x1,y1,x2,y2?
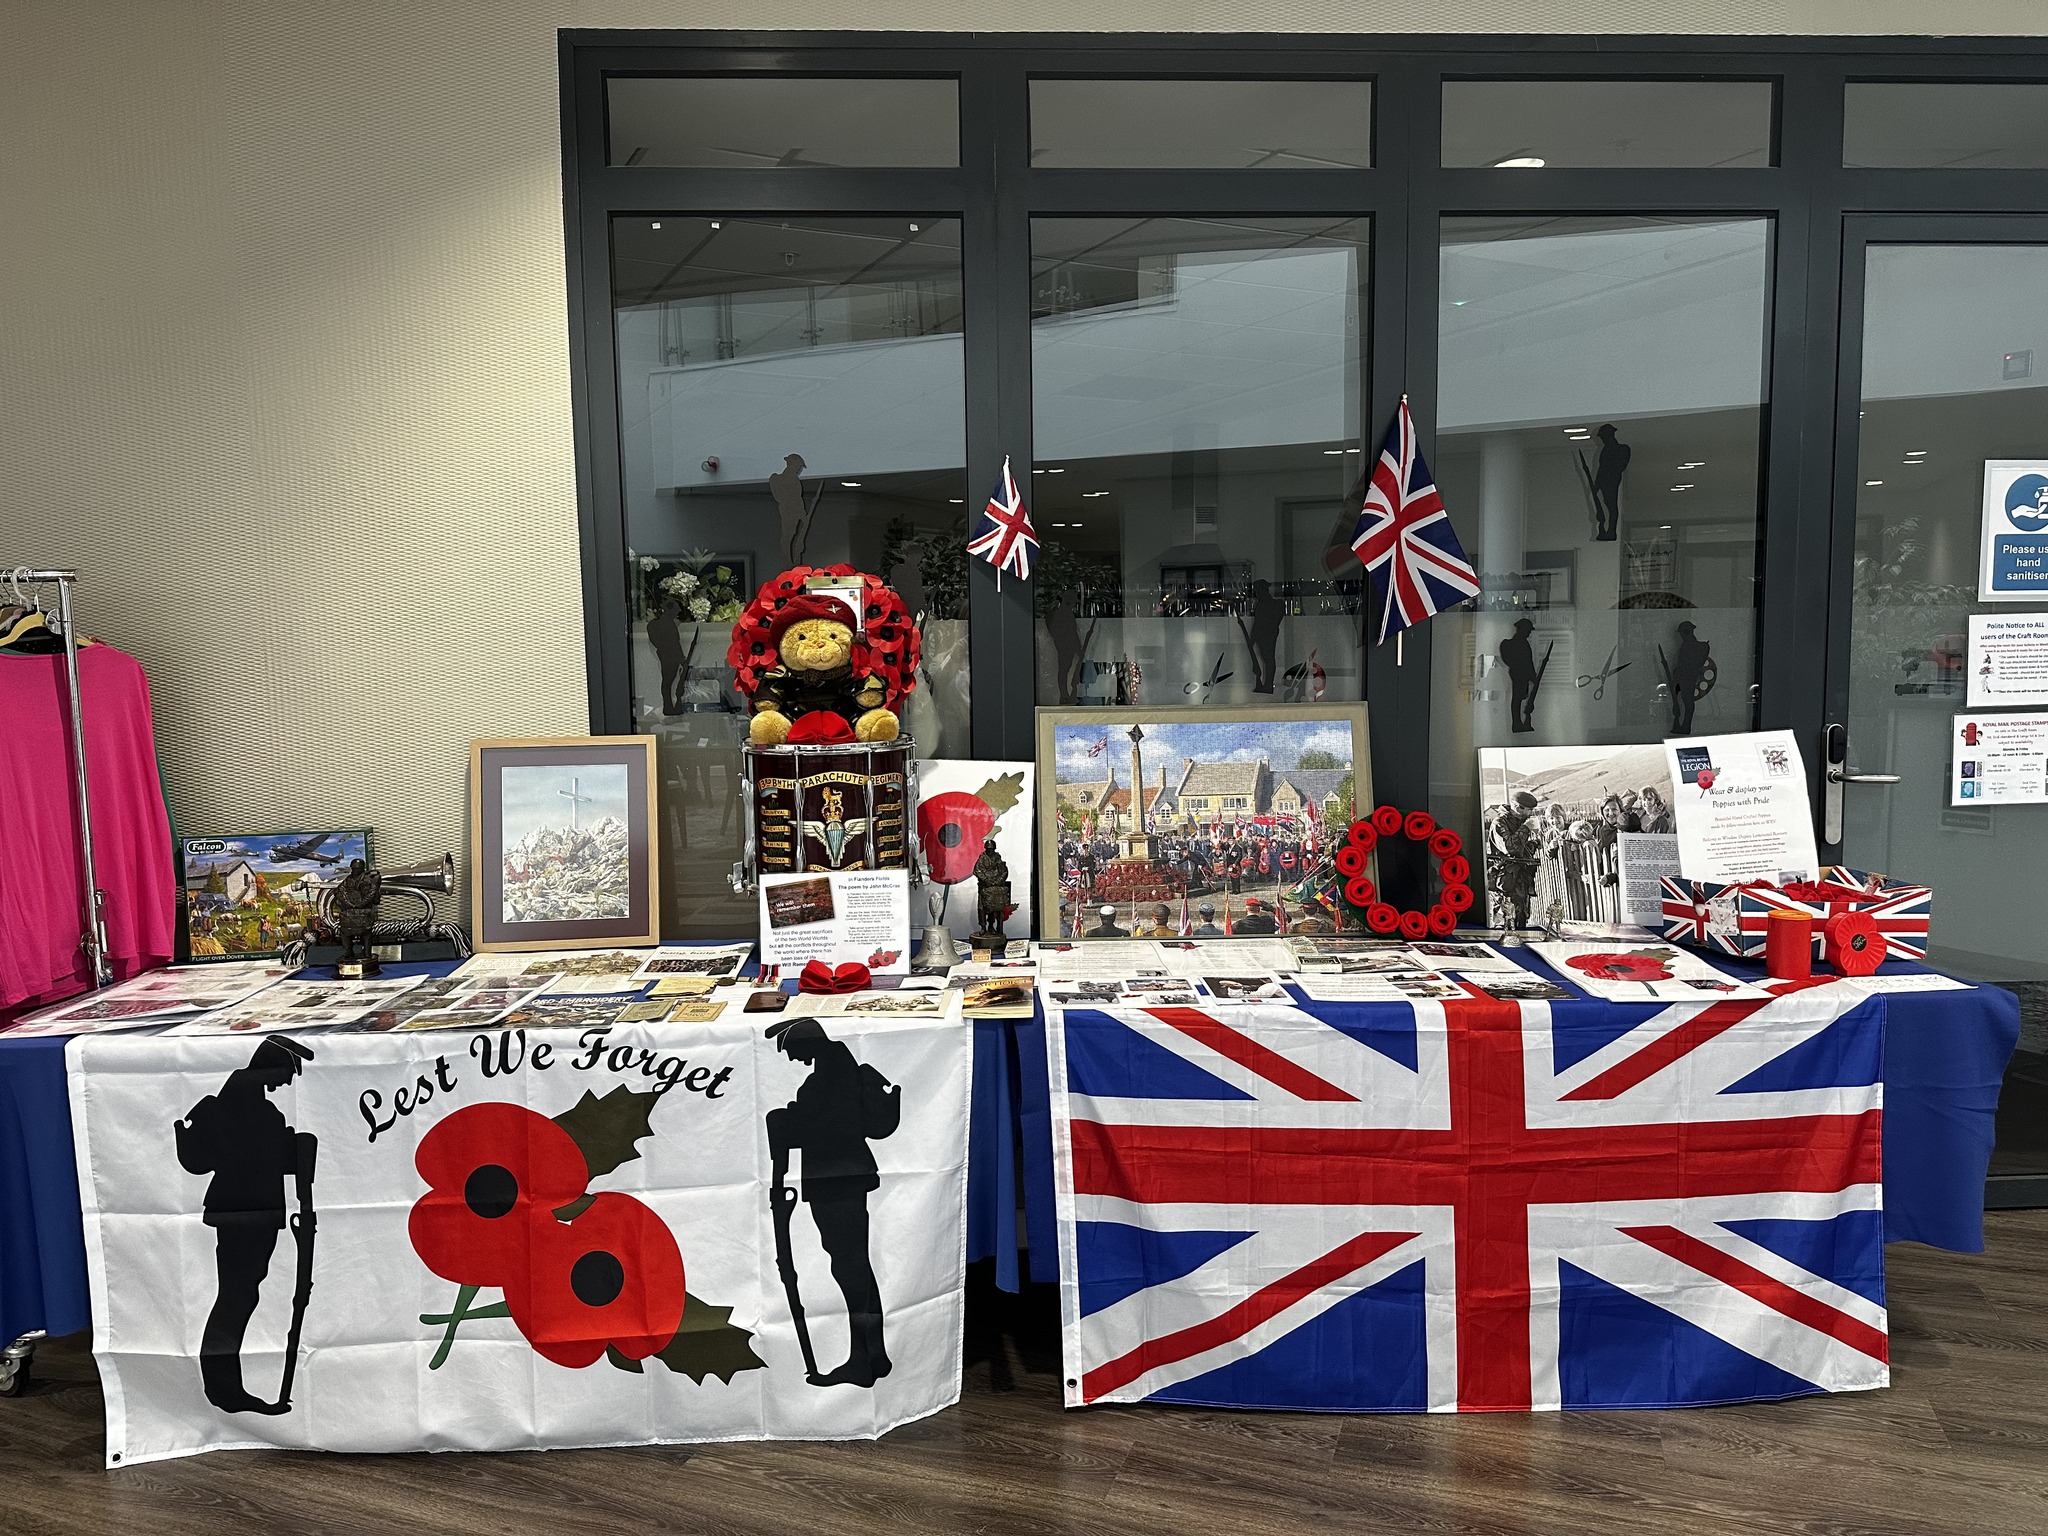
1029,216,1370,714
606,77,959,168
1441,80,1775,168
1845,244,2048,1174
611,216,969,937
1030,80,1372,168
1428,216,1774,923
1844,83,2048,168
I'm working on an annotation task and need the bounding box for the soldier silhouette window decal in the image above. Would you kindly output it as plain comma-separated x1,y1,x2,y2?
765,1018,901,1388
1578,422,1632,542
174,1035,319,1416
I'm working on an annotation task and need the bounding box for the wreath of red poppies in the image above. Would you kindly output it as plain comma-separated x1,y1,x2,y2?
1331,805,1474,939
725,564,921,709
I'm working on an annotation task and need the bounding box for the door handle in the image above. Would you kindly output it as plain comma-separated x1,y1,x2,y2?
1822,723,1902,846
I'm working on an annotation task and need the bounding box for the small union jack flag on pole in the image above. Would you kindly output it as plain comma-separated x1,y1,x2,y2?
1351,398,1480,646
967,455,1039,582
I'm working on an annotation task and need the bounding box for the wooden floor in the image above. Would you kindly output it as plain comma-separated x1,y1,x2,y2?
5,1213,2044,1536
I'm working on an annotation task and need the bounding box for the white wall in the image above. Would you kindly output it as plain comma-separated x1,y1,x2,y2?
3,2,2043,885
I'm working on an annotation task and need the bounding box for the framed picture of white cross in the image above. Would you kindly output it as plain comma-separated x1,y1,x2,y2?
470,737,660,952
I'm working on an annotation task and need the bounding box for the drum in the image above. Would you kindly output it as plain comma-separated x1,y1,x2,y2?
735,737,917,889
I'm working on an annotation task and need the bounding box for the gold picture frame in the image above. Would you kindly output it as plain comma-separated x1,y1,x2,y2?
469,736,660,952
1036,703,1373,940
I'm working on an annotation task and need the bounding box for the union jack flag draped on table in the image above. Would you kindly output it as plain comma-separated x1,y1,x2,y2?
967,455,1039,579
1049,982,1887,1411
1351,399,1481,643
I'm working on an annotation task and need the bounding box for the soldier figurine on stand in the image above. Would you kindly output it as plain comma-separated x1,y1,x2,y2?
969,839,1011,951
332,858,383,979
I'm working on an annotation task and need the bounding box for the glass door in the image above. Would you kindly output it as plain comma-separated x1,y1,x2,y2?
1831,221,2048,1202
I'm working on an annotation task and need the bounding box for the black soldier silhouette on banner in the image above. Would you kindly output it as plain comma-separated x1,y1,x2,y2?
173,1035,318,1416
766,1019,901,1388
1579,423,1631,541
1498,618,1553,735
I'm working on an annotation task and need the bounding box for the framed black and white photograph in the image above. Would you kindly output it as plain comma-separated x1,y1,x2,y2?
469,737,659,952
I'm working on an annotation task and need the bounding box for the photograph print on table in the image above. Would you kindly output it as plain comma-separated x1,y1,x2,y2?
1478,743,1678,931
1037,704,1371,941
470,738,658,952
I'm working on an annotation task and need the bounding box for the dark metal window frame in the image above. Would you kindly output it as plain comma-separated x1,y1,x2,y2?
559,27,2048,851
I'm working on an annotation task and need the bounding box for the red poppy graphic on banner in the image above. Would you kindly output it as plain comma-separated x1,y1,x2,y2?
410,1090,763,1384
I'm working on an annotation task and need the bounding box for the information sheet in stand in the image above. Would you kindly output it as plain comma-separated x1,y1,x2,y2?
1616,832,1684,925
1951,712,2048,805
757,869,912,973
1967,612,2048,707
1663,730,1819,882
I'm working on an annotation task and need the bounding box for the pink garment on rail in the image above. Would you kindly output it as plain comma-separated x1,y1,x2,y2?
0,645,176,1012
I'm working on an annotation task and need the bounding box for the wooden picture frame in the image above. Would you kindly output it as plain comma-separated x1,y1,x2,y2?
469,737,659,952
1036,703,1374,940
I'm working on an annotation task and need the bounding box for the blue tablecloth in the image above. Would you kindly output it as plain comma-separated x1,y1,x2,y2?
1,960,1026,1346
1,955,2019,1342
1011,958,2023,1287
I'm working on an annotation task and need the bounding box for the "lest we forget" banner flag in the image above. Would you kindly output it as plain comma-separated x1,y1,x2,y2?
67,1011,967,1466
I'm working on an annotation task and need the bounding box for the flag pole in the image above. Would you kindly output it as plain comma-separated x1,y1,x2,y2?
1397,394,1409,667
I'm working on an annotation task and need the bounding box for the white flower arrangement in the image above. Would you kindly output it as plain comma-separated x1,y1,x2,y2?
688,595,712,621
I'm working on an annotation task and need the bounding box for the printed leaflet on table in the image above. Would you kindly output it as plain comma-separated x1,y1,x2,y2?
1,962,296,1036
1528,941,1766,1002
165,976,429,1035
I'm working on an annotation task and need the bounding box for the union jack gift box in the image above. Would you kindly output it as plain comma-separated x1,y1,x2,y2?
1659,866,1932,962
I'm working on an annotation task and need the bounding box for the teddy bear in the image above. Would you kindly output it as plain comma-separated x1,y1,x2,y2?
744,594,900,746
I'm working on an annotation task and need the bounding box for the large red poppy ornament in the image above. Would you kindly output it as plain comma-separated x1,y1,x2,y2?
919,791,995,887
914,772,1025,928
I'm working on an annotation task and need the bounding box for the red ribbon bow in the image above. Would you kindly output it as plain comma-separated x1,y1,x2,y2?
798,960,872,994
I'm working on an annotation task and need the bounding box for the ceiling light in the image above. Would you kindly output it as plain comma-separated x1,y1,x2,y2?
1323,449,1344,456
1866,480,1884,486
909,222,920,232
1048,467,1064,473
651,221,662,230
840,481,861,488
1659,523,1673,530
1451,300,1469,307
949,497,963,503
1083,490,1109,498
1072,522,1084,528
709,220,721,229
1494,156,1546,169
1906,449,1927,456
1669,484,1695,492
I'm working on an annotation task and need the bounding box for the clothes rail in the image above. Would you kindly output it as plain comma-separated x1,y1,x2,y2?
5,568,110,988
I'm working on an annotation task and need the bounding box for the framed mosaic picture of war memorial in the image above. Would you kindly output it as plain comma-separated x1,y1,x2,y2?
1036,705,1373,940
469,737,659,952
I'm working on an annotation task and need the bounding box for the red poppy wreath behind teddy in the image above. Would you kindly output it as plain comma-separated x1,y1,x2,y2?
727,567,921,747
